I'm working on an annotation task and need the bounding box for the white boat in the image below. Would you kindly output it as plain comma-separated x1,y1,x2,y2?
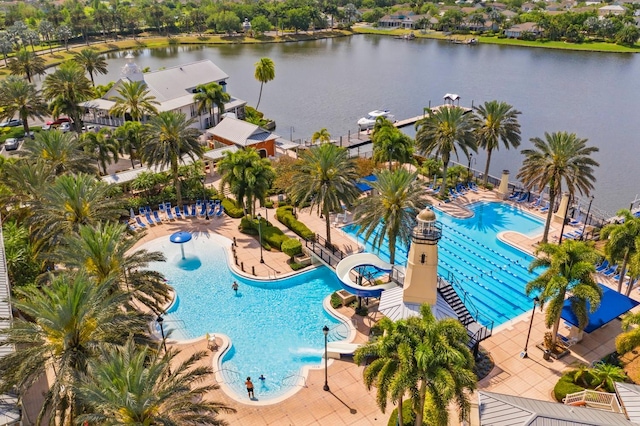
357,110,395,130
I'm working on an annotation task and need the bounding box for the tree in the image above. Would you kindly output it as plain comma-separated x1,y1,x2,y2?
616,309,640,354
473,100,522,186
590,363,627,392
218,148,276,217
371,118,415,170
415,106,478,197
76,338,235,425
254,57,275,110
7,48,45,83
194,82,230,128
600,209,640,294
251,15,272,36
21,130,97,176
141,111,202,207
517,132,599,244
353,169,429,264
38,19,55,54
81,128,120,175
212,10,241,35
0,76,48,135
616,25,640,46
525,240,602,348
1,220,40,288
0,34,13,67
73,48,109,87
43,61,94,131
114,120,144,169
0,273,148,425
109,80,160,122
287,8,312,33
57,24,73,51
288,143,359,246
23,30,40,53
311,128,331,144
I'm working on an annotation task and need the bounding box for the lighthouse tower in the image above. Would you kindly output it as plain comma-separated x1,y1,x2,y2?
121,52,143,82
403,208,442,305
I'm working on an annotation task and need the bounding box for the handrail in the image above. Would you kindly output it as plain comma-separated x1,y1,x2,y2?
563,390,621,412
213,368,242,383
282,374,307,388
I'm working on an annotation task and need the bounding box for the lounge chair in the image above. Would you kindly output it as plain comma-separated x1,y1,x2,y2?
207,201,216,217
191,204,197,217
153,210,163,224
165,204,175,220
183,205,191,218
425,181,435,192
539,202,550,212
603,265,619,277
508,191,521,200
529,196,542,209
135,216,147,228
449,188,459,199
467,182,479,193
215,202,224,217
198,202,207,217
515,192,529,203
174,206,183,219
557,334,578,348
596,260,610,272
569,215,583,227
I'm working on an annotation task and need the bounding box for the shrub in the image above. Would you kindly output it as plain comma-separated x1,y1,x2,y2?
240,216,290,250
282,238,302,260
265,199,274,208
290,262,308,271
387,400,416,426
239,216,258,235
222,198,244,218
554,371,585,402
355,305,368,316
276,206,315,240
330,292,342,309
262,226,289,250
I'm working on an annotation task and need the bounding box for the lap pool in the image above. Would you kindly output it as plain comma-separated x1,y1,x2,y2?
343,201,544,327
139,234,346,401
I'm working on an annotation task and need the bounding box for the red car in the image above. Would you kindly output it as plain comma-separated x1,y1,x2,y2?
42,117,72,130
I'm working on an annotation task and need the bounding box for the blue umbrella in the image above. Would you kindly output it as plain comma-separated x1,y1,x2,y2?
170,231,192,259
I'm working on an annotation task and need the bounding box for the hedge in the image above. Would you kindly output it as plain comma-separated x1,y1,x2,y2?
553,371,586,402
239,216,290,250
276,206,315,241
282,238,302,260
222,198,244,218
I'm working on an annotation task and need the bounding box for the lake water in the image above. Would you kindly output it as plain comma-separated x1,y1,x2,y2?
84,35,640,214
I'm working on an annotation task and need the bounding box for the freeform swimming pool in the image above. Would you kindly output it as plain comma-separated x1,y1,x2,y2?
140,234,346,401
343,201,544,326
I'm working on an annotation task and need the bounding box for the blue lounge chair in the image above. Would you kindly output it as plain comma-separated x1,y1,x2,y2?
153,210,163,223
135,216,147,228
467,182,479,193
165,203,175,220
449,188,458,199
569,215,583,227
516,192,528,203
529,196,542,209
603,265,619,277
539,202,550,212
183,205,191,218
508,191,520,200
596,260,610,272
425,181,435,192
144,212,156,226
199,202,206,217
191,204,197,216
216,202,224,217
207,201,216,217
174,206,183,219
456,183,467,194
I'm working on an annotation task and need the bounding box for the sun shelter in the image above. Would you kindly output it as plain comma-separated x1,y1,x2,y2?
561,284,639,334
170,231,192,259
355,174,378,192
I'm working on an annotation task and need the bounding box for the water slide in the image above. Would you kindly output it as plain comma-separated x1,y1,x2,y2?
335,253,397,298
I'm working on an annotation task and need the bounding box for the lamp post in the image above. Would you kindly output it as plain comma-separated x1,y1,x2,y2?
467,154,473,182
520,296,540,358
323,325,330,391
580,195,595,240
257,213,264,263
157,315,168,353
201,177,209,220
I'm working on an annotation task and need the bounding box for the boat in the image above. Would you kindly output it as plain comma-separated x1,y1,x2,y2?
357,110,395,130
394,32,415,40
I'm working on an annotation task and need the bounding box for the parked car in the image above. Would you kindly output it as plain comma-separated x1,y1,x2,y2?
4,138,19,151
82,124,100,133
23,131,35,140
42,117,72,130
0,118,23,128
59,122,71,133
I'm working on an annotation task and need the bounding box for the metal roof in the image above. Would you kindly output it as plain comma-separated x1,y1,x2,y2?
616,382,640,424
478,391,638,426
141,60,228,102
378,286,458,322
206,117,276,147
101,155,198,185
203,145,239,161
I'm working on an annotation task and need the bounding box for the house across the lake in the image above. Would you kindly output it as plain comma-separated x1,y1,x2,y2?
80,55,247,130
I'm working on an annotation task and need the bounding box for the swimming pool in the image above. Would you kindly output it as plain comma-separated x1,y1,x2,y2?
140,234,346,401
343,201,544,326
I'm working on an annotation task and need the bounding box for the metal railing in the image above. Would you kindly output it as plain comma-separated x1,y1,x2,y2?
282,374,307,388
563,390,622,413
305,234,349,269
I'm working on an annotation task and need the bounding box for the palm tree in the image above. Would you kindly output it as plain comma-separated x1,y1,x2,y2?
288,143,360,246
114,120,144,169
81,128,120,175
141,111,202,206
0,273,149,425
194,82,230,127
517,132,599,244
600,209,640,295
616,309,640,354
109,80,160,122
7,49,45,83
254,57,275,110
73,47,109,87
525,240,602,348
371,118,415,170
590,362,627,392
76,338,236,425
415,106,478,197
21,131,97,175
311,128,331,144
0,160,55,221
474,100,522,186
42,61,94,131
51,222,171,312
353,169,429,264
218,148,276,217
0,76,48,135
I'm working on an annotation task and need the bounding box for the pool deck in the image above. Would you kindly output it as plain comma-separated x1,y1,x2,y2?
115,180,640,426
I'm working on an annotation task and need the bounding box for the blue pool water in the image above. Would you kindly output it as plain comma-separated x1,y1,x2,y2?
343,201,544,326
140,234,345,401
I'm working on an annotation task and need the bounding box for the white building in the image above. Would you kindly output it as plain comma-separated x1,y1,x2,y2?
80,54,247,130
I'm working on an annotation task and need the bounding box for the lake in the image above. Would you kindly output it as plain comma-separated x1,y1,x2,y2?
83,35,640,215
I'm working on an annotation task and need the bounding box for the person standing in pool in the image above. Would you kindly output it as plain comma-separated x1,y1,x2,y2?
246,377,254,398
232,281,239,294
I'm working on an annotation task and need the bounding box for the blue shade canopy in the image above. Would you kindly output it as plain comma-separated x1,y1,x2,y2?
356,174,378,192
561,284,639,333
169,231,192,244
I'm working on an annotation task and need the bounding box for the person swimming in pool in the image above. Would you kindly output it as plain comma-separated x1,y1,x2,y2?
246,377,254,398
259,374,265,381
232,281,239,294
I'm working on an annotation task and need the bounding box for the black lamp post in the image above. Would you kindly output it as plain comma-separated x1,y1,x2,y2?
157,315,168,353
467,154,473,182
323,325,330,391
581,195,595,240
257,213,264,263
201,177,209,220
520,296,540,358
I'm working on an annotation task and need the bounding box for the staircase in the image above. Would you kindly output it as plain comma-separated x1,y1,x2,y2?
438,282,474,326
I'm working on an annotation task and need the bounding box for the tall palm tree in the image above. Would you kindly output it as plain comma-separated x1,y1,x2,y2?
141,111,202,206
76,338,236,425
42,61,94,131
311,128,331,144
81,128,120,175
371,118,415,170
526,240,602,348
109,80,160,122
218,148,276,217
73,47,109,87
474,100,522,186
288,143,360,246
254,57,275,110
353,169,428,264
51,222,171,312
415,106,478,197
0,160,55,221
194,82,230,127
517,132,599,244
0,76,48,135
600,209,640,294
0,273,149,426
21,130,97,175
7,48,45,83
114,120,144,169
